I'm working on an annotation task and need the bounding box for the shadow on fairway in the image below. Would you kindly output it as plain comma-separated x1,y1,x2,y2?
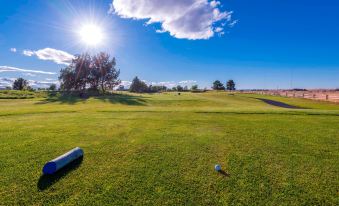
36,93,147,106
93,94,147,106
218,170,230,177
37,156,83,191
254,98,306,109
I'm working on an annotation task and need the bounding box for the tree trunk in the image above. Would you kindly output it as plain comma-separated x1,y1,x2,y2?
101,81,105,93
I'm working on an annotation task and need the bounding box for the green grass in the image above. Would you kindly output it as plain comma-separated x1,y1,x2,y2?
0,92,338,205
0,90,47,99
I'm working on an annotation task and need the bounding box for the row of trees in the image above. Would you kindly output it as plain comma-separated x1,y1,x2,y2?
128,76,200,93
172,84,198,92
8,52,236,94
10,77,235,93
59,52,120,92
11,78,56,91
212,80,236,91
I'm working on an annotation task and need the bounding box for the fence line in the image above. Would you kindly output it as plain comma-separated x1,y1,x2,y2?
241,90,339,103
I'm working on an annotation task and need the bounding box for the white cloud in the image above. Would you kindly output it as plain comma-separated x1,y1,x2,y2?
45,78,56,81
10,48,17,53
22,48,74,65
0,77,58,89
0,65,56,75
149,81,176,88
214,27,223,32
210,0,220,8
178,80,197,85
0,78,16,89
27,79,59,88
23,50,35,56
229,19,238,28
23,73,37,77
120,80,132,88
110,0,235,40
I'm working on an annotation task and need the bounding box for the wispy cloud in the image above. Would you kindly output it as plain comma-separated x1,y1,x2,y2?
110,0,235,40
178,80,197,85
10,48,17,53
28,79,59,88
0,77,58,89
22,50,34,56
0,65,56,75
119,80,132,88
22,48,74,65
23,73,37,77
45,78,56,81
0,78,16,89
228,20,238,28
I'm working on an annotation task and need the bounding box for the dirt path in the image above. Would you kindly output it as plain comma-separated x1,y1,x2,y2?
256,98,305,109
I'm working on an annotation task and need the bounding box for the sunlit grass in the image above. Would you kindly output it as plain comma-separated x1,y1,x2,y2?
0,91,338,205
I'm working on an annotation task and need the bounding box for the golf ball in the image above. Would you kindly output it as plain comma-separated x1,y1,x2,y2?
215,164,221,171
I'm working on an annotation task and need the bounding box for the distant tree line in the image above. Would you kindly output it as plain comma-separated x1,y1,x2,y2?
212,80,236,91
11,78,45,91
11,78,59,92
128,76,202,93
8,52,237,94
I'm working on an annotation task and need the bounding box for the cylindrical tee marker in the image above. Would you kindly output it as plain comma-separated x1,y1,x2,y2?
42,147,84,175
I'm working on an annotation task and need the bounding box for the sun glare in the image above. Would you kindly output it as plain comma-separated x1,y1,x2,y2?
79,24,104,46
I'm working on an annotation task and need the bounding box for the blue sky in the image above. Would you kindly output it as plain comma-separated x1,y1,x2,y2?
0,0,338,89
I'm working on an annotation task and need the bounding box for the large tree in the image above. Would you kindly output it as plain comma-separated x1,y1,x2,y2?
129,76,148,93
13,78,28,90
91,52,120,92
59,54,91,91
226,79,236,90
212,80,225,90
59,52,120,92
59,66,76,91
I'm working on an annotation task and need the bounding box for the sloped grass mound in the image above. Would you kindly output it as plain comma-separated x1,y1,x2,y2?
0,90,47,99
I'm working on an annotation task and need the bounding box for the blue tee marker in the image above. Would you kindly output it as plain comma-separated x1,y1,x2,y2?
43,147,84,175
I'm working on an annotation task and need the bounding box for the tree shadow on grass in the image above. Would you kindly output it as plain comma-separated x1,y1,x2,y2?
218,170,230,177
93,94,147,106
253,97,306,109
37,156,83,191
36,95,86,105
36,93,147,106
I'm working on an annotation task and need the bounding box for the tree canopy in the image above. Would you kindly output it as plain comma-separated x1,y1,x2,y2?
59,52,120,93
226,79,236,90
129,76,148,93
212,80,225,90
148,85,167,93
176,85,184,92
191,85,198,90
49,84,56,91
13,78,28,90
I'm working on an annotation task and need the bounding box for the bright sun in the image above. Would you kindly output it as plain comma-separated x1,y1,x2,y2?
79,24,104,46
